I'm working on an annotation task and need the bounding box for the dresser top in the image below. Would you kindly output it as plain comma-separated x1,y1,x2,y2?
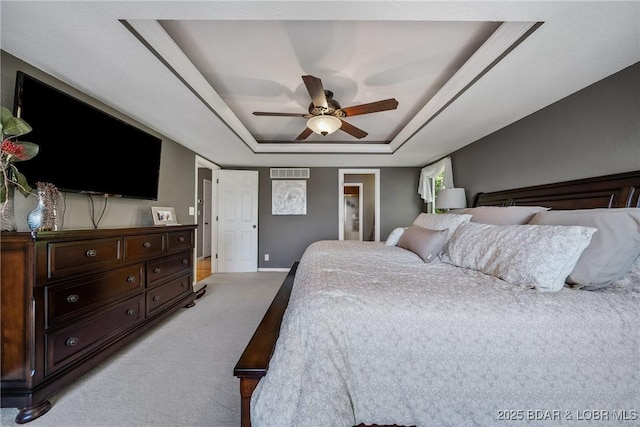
1,224,197,243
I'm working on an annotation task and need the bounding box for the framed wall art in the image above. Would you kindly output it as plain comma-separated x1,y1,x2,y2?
272,180,307,215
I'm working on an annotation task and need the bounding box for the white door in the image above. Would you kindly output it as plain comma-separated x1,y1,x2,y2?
202,178,212,258
217,170,259,272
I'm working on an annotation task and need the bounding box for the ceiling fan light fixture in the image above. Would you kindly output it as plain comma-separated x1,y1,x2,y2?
307,115,341,136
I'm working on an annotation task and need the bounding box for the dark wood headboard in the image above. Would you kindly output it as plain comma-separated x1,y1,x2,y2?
472,171,640,209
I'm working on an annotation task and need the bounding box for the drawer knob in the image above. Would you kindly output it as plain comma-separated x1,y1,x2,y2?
66,337,79,346
152,296,160,302
181,282,186,288
153,267,161,274
143,241,152,248
178,236,185,242
85,249,97,257
66,294,79,303
127,276,136,283
182,259,188,265
126,309,135,316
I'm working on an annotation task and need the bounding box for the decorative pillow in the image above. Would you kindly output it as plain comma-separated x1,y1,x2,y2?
442,222,596,292
412,213,471,241
397,226,448,263
529,208,640,290
448,206,549,225
385,227,406,246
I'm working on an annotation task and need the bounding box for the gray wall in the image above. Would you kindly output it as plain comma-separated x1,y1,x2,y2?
1,51,197,230
451,62,640,202
246,167,422,269
380,167,425,232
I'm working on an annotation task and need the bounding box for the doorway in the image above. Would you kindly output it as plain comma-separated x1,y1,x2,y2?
338,169,380,241
195,156,219,289
342,183,363,241
202,178,212,258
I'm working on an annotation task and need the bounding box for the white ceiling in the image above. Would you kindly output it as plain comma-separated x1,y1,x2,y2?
1,1,638,168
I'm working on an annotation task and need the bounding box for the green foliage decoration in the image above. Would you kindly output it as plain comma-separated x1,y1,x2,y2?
0,106,39,203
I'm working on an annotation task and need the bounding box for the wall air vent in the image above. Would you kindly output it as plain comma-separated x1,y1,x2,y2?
270,168,310,179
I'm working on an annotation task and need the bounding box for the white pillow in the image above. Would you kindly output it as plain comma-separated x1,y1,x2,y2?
385,227,406,246
442,222,597,292
529,208,640,290
412,213,472,241
449,206,549,225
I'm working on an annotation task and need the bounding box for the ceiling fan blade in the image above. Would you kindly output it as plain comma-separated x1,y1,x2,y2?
302,75,328,109
339,119,368,139
341,98,399,117
253,112,307,117
295,127,314,141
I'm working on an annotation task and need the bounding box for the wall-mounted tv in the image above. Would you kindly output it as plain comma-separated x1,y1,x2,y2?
13,71,162,200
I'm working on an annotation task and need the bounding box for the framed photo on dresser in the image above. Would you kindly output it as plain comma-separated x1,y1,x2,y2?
151,206,178,225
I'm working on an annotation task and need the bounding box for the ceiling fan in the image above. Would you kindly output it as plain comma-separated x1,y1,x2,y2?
253,75,399,140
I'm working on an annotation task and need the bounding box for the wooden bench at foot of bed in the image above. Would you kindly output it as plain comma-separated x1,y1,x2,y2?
233,262,298,427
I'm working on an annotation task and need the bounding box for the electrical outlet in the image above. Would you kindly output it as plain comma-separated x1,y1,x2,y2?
188,206,195,215
264,254,270,261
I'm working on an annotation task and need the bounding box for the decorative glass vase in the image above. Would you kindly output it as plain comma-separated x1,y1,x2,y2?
27,182,60,232
27,191,45,231
0,185,17,232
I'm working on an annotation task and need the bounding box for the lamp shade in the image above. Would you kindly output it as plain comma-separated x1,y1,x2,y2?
307,115,341,136
435,188,467,209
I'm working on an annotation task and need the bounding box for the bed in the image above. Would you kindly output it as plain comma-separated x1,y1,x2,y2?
234,171,640,427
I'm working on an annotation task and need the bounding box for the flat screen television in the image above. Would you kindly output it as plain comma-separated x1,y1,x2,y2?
13,71,162,200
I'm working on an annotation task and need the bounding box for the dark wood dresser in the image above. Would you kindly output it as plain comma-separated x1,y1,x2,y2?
1,225,198,424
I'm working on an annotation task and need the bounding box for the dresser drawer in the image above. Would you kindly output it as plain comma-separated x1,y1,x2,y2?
167,230,194,252
125,233,165,261
147,251,192,288
45,295,143,376
43,237,123,280
146,274,192,316
46,264,144,328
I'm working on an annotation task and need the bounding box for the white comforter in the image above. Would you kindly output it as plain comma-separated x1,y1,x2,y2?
251,241,640,427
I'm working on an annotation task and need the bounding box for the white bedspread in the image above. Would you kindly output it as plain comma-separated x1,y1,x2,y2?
251,241,640,427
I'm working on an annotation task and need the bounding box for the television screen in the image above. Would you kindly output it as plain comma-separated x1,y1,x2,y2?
13,71,162,200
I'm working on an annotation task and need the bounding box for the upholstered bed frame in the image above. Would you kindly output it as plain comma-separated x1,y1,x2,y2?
233,170,640,427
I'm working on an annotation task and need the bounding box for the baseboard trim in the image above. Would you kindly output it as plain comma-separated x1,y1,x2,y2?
258,268,291,272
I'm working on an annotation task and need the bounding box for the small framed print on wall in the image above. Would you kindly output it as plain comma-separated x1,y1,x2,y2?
151,206,178,225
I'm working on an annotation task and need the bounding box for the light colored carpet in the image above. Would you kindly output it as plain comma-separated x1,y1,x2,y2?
1,272,287,427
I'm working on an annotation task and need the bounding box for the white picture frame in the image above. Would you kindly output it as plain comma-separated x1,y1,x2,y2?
151,206,178,225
